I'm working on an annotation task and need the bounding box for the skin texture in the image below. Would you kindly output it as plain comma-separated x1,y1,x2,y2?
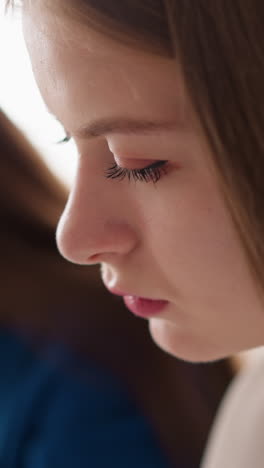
22,3,264,362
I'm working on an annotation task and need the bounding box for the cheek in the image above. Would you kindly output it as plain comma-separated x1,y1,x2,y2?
141,172,245,297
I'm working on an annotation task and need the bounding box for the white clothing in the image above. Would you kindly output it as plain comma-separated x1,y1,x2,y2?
202,353,264,468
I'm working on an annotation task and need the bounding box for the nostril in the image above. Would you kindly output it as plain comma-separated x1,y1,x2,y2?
87,253,103,263
86,251,122,265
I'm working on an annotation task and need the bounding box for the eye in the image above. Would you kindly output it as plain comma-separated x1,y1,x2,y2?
105,160,168,184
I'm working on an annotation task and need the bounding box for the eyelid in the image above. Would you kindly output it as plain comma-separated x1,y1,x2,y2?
113,156,160,170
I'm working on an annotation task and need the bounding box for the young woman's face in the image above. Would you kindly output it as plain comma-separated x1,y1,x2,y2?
23,3,264,362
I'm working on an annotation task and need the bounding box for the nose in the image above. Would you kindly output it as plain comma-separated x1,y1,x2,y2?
56,162,138,265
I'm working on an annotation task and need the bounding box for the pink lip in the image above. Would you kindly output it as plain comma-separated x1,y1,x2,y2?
123,296,168,318
106,288,168,318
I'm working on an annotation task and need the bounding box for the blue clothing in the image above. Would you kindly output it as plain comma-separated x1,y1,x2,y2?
0,330,172,468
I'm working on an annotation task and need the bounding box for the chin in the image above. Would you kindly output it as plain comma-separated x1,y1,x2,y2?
149,318,229,363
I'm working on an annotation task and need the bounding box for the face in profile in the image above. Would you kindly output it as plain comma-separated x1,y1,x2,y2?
23,2,264,362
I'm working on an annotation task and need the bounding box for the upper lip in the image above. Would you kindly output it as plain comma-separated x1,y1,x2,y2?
103,283,146,299
104,285,166,302
101,267,147,298
101,274,166,301
106,286,138,298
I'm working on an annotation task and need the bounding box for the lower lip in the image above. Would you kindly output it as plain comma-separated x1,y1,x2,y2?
123,296,168,318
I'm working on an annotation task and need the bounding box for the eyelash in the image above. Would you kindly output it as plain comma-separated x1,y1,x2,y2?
56,135,168,184
105,160,168,184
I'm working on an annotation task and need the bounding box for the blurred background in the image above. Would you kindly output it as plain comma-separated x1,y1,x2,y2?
0,5,76,187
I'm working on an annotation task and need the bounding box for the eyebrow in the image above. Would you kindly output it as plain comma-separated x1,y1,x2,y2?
75,117,181,139
74,117,184,139
51,114,183,140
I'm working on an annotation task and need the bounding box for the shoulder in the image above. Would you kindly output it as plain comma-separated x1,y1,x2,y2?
202,353,264,468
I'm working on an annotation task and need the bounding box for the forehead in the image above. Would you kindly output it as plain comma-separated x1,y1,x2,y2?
22,3,190,134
